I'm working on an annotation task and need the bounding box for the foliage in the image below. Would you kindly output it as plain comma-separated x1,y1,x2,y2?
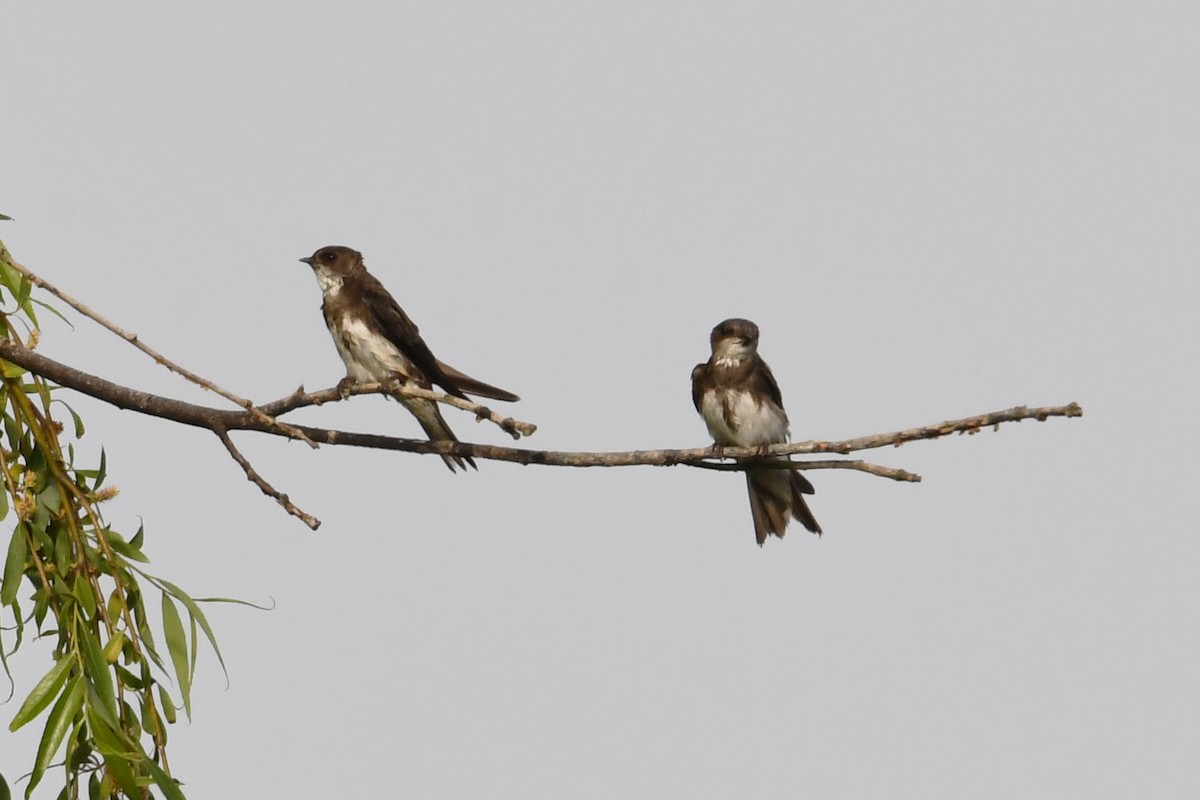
0,239,227,800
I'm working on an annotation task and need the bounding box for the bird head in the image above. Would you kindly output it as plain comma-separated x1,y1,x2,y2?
709,317,760,362
300,245,363,294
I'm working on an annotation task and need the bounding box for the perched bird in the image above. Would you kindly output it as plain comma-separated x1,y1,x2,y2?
300,245,519,472
691,318,822,545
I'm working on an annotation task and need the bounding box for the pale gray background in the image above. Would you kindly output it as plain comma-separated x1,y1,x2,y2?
3,2,1198,797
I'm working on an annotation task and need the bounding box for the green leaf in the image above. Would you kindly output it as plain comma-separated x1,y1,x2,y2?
144,756,187,800
15,278,31,314
53,526,71,578
160,593,191,719
158,579,229,685
106,533,149,564
30,522,52,557
189,616,198,686
0,771,10,800
8,655,71,731
85,705,135,757
102,753,140,798
78,623,119,724
139,695,161,743
157,685,177,725
68,738,93,771
136,607,168,675
55,400,85,438
30,298,68,328
105,586,125,623
0,361,26,379
119,699,141,741
115,665,144,690
0,258,16,295
0,213,12,221
0,628,13,703
38,479,62,515
2,414,21,455
32,590,49,629
102,630,125,664
72,576,98,619
2,524,27,605
28,674,84,797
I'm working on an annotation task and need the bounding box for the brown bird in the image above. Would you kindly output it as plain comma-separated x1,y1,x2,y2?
300,245,518,472
691,318,821,545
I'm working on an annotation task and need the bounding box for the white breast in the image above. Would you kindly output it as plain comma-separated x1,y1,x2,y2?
700,388,790,447
330,316,418,384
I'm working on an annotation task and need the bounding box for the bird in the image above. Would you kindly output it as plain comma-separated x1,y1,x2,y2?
691,318,822,545
299,245,518,472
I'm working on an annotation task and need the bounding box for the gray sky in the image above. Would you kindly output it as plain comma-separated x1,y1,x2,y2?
4,2,1198,797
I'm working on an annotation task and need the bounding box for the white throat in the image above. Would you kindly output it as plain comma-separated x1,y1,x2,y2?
712,339,754,367
315,268,344,296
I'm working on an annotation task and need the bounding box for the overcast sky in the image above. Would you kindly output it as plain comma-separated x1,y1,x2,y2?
3,3,1198,798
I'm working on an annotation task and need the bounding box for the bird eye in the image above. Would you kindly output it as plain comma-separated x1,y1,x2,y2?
321,252,335,262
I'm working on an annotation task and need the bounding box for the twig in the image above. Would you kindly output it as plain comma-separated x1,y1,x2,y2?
690,459,921,482
258,381,537,439
5,256,317,449
213,425,321,530
800,403,1085,456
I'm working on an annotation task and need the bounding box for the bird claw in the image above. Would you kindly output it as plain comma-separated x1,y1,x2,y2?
336,377,355,400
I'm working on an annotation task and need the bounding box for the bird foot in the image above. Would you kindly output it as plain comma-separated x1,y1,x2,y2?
336,377,356,399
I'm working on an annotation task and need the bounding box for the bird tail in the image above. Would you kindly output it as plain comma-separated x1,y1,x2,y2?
746,466,822,546
747,474,788,546
402,397,476,473
789,470,822,536
435,360,520,402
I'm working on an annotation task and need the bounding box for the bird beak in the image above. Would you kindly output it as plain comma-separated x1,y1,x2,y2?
299,257,314,266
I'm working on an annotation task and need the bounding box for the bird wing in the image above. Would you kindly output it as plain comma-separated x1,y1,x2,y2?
690,362,710,412
749,356,786,411
434,360,520,402
360,274,468,399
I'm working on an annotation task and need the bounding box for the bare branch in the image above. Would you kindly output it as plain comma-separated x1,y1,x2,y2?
257,380,537,439
0,340,1083,525
5,257,318,449
212,425,321,530
794,403,1085,456
690,459,922,482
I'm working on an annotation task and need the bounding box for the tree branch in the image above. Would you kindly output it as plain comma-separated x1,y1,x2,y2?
212,425,321,530
689,459,921,482
258,381,537,439
0,340,1083,525
4,254,318,448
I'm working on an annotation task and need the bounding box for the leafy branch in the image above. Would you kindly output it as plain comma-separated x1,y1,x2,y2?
1,241,244,800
